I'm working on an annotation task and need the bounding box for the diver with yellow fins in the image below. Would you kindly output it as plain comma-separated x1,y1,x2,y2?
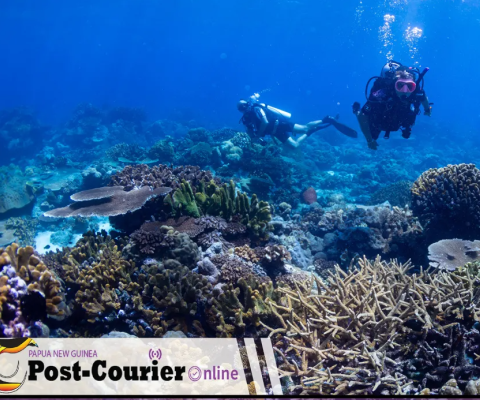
237,93,357,148
353,61,433,150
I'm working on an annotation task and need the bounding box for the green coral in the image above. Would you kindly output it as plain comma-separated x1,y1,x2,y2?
207,276,278,337
165,180,201,217
165,178,271,239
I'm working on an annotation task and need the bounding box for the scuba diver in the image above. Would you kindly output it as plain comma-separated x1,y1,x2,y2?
353,60,433,150
237,93,357,148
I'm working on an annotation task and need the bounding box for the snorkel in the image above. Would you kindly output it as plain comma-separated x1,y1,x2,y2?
416,67,429,86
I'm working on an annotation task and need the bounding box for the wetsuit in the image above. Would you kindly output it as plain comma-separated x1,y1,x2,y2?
362,78,426,139
241,104,295,143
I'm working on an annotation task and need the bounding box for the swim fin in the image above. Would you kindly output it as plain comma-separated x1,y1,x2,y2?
331,119,358,138
322,115,358,138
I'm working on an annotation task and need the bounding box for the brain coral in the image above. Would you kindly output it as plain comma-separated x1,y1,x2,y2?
411,164,480,241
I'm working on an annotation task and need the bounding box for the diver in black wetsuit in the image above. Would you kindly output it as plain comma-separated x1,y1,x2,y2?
237,93,357,148
353,61,433,150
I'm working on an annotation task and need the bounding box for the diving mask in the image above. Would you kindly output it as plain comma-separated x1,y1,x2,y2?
395,79,416,93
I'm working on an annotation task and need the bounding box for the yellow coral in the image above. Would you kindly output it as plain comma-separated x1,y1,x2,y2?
0,244,68,320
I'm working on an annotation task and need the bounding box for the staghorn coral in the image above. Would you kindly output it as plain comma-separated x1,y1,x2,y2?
412,163,480,241
268,256,480,395
0,244,68,324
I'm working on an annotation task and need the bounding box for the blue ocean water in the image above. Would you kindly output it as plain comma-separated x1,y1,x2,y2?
1,0,479,139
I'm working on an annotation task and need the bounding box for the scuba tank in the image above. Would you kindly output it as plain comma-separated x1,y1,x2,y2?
380,60,403,79
264,105,291,119
249,93,292,119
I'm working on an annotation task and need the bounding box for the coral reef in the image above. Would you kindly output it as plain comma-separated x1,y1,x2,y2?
4,217,38,246
0,165,36,216
109,164,217,191
269,256,480,395
0,244,68,336
302,187,318,204
45,186,172,218
428,239,480,271
147,137,175,162
130,224,200,268
369,180,413,207
412,163,480,241
105,143,146,162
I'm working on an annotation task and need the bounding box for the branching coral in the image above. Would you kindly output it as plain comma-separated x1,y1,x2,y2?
74,244,136,322
43,230,127,283
267,256,480,395
207,276,277,337
131,263,212,337
0,244,68,326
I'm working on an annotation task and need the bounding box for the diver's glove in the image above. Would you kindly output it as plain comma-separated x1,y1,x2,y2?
424,107,432,116
367,139,378,150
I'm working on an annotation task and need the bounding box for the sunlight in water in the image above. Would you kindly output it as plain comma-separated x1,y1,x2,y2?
379,14,396,60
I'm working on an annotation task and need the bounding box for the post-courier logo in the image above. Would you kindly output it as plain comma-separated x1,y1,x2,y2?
0,338,38,393
25,346,239,385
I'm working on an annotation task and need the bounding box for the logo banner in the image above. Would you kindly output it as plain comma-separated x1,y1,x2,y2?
0,338,281,395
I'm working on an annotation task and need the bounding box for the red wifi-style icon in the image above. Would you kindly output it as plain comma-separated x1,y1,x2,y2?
148,348,162,360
